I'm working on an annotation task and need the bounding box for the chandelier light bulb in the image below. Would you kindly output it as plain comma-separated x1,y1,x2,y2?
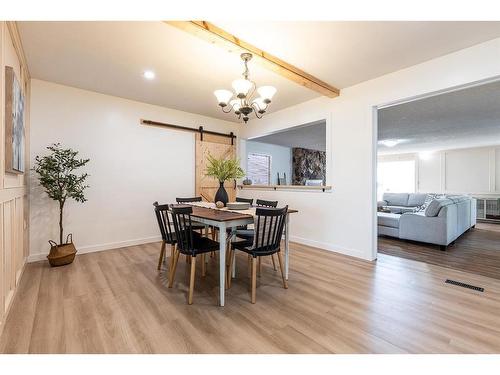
257,86,276,103
232,79,253,98
214,89,233,106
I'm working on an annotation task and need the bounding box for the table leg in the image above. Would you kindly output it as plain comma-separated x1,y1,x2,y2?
219,223,227,306
285,213,290,280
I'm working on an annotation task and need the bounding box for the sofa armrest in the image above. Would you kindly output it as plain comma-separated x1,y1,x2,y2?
399,210,455,246
377,200,387,208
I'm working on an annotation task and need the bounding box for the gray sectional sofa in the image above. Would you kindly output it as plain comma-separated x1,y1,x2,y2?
378,193,428,213
378,193,476,250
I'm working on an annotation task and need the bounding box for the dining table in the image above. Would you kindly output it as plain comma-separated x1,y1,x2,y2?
183,203,298,307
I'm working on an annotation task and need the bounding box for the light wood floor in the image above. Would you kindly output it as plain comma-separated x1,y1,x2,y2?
379,222,500,280
1,241,500,353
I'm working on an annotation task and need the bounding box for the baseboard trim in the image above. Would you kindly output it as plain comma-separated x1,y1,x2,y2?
289,235,373,261
27,236,162,263
27,234,372,263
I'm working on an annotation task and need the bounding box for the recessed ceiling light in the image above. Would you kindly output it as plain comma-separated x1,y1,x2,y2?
378,139,407,148
143,70,155,80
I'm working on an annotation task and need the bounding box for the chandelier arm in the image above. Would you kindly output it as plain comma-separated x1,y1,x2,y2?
247,80,257,101
251,103,264,119
221,105,233,114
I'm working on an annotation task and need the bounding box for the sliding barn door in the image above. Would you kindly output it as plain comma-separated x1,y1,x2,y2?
195,133,237,202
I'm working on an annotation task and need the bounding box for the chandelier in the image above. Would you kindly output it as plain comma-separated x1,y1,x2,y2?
214,53,276,123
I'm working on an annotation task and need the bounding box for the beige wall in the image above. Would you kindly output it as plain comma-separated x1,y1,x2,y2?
29,79,238,261
0,22,30,336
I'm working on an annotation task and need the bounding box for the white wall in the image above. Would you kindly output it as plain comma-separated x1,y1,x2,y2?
245,141,292,185
379,145,500,196
29,79,238,260
240,37,500,261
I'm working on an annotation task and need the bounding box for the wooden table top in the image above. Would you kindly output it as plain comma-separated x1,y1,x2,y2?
172,204,297,222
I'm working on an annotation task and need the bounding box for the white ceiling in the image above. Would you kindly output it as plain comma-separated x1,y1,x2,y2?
378,80,500,154
18,21,500,122
250,120,326,151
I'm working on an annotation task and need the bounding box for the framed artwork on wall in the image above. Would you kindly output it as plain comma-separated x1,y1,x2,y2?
5,66,25,174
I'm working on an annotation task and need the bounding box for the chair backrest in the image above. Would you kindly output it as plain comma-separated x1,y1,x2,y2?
170,205,195,253
253,206,288,252
256,199,278,207
153,202,175,243
176,197,202,203
236,197,254,205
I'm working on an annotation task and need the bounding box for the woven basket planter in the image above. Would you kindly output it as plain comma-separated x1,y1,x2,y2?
47,234,77,267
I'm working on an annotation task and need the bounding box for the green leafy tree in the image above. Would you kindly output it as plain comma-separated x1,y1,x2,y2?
205,153,245,183
33,143,90,245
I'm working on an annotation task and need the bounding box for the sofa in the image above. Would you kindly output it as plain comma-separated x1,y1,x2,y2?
378,193,477,250
378,192,428,213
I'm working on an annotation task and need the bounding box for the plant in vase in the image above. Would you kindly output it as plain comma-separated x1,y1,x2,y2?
205,153,245,206
33,143,90,266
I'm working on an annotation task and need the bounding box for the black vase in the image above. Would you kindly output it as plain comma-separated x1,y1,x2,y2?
214,181,229,206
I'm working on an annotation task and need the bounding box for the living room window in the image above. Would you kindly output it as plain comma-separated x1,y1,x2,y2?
247,153,271,185
377,160,416,200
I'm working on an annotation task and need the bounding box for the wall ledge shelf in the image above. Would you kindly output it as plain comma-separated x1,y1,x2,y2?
237,184,332,192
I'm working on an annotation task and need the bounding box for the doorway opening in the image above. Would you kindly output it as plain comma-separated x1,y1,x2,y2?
375,79,500,279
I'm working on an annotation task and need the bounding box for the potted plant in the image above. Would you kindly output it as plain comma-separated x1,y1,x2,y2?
205,153,245,206
33,143,90,267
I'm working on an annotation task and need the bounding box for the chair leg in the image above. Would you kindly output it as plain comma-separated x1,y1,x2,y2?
168,244,175,273
251,257,257,304
201,253,206,277
247,255,252,278
226,247,234,289
277,252,288,289
271,254,277,271
157,241,166,270
258,257,262,277
168,249,180,288
188,255,197,305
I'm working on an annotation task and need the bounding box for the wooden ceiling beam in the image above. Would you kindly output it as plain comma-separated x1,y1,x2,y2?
165,21,339,98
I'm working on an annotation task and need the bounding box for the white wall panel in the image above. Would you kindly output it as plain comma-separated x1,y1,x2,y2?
0,22,29,336
418,155,441,193
445,148,490,193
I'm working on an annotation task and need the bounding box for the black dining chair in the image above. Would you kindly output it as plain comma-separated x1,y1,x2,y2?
168,205,220,305
176,197,202,203
227,206,288,303
235,199,280,271
236,199,278,240
235,197,254,205
153,202,177,272
255,199,278,208
175,197,207,233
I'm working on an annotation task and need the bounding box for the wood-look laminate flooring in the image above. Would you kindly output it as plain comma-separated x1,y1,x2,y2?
1,241,500,353
379,223,500,280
